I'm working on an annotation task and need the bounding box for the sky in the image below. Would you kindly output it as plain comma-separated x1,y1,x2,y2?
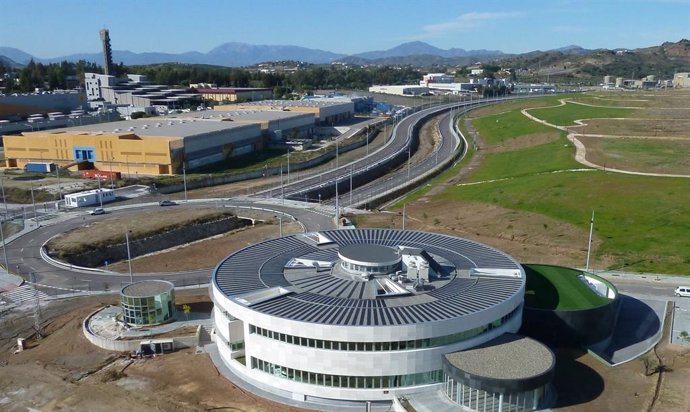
2,0,689,58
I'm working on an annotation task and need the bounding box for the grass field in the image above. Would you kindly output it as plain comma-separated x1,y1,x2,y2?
579,136,690,174
425,91,690,274
528,102,636,126
523,264,613,310
472,109,556,145
464,134,583,181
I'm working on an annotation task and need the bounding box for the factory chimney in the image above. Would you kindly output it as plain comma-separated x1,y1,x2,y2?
99,29,114,76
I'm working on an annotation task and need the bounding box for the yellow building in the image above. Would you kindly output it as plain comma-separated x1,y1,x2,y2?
2,118,262,176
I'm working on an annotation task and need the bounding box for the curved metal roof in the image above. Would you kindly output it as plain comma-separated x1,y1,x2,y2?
213,229,524,327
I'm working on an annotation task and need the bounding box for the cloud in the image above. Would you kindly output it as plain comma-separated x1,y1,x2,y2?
419,11,524,38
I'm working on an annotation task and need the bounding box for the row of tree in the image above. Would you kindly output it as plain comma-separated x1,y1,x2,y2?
1,60,423,95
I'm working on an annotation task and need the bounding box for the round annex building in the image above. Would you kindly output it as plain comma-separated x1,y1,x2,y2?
210,228,545,409
120,280,176,326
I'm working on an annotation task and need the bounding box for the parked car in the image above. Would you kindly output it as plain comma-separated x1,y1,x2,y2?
159,200,177,206
675,286,690,297
90,207,106,215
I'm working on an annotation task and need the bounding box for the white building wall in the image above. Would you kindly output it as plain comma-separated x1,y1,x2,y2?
211,283,524,401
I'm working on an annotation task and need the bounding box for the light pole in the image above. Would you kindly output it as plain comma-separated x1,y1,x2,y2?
55,166,62,205
407,146,411,180
30,181,37,226
287,147,290,184
97,177,103,208
278,216,283,237
349,165,353,206
280,164,284,205
108,156,115,189
0,174,7,217
182,165,188,202
0,216,9,273
125,228,133,284
585,210,595,272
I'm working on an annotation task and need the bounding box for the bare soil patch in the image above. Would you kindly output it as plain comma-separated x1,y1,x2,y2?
50,208,236,251
484,132,560,153
0,292,308,412
351,200,616,269
105,220,302,273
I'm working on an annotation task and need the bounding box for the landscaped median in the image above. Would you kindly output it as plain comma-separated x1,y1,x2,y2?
45,208,250,268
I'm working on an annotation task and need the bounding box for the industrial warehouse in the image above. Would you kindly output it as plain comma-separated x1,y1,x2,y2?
1,98,356,175
210,228,554,411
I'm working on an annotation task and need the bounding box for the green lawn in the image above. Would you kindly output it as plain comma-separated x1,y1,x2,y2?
527,102,636,126
442,171,690,274
472,109,555,145
585,137,690,174
523,264,613,310
465,134,584,182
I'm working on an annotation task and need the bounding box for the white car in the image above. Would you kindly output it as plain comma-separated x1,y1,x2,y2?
90,208,106,215
675,286,690,297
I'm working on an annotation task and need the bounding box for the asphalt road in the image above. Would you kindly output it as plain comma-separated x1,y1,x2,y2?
4,198,335,292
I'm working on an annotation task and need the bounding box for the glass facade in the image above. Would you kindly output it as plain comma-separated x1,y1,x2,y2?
444,375,545,412
121,289,176,326
248,306,519,352
341,260,400,275
252,357,442,389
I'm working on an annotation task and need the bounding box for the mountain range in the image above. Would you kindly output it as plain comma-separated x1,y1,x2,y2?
0,41,506,68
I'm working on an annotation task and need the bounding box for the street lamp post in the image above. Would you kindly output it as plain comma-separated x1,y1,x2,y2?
182,165,188,202
125,228,133,284
97,177,103,208
287,147,290,184
30,182,38,226
0,216,9,273
585,210,595,272
0,174,8,217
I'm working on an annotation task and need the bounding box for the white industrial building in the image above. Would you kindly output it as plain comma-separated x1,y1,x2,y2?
368,85,430,96
222,99,355,125
210,229,554,411
168,109,316,141
64,188,116,208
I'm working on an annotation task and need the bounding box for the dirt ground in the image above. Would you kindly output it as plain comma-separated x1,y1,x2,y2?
0,292,307,412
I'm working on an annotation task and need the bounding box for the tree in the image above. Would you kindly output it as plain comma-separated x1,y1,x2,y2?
182,304,191,321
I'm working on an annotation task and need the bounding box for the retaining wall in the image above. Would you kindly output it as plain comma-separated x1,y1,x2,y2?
47,215,249,268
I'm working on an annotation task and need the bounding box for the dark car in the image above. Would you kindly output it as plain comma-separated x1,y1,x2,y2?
159,200,177,206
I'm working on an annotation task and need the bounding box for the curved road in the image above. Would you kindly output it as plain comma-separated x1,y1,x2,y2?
5,198,334,292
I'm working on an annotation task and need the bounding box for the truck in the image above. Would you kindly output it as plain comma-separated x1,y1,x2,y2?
24,162,56,173
81,169,121,181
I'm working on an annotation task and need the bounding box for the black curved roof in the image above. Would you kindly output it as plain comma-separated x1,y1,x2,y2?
338,244,400,264
213,229,524,327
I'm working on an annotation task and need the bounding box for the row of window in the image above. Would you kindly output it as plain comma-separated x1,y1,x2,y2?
341,261,400,273
248,306,519,352
252,357,442,389
445,376,545,412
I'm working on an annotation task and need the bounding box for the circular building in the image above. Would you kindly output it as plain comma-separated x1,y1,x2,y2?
211,229,531,406
520,264,620,348
443,333,554,411
120,280,176,326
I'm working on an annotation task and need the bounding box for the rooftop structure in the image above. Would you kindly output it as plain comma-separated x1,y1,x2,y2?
219,98,354,125
3,116,262,175
210,229,534,408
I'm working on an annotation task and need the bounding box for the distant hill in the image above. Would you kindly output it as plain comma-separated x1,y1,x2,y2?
1,39,688,82
496,39,690,82
0,47,34,65
0,54,22,69
351,41,504,60
4,42,346,67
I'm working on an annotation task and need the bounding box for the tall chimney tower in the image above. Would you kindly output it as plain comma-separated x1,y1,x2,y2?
99,28,114,76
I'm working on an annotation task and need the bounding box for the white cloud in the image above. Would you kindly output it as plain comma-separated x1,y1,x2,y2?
419,11,524,38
